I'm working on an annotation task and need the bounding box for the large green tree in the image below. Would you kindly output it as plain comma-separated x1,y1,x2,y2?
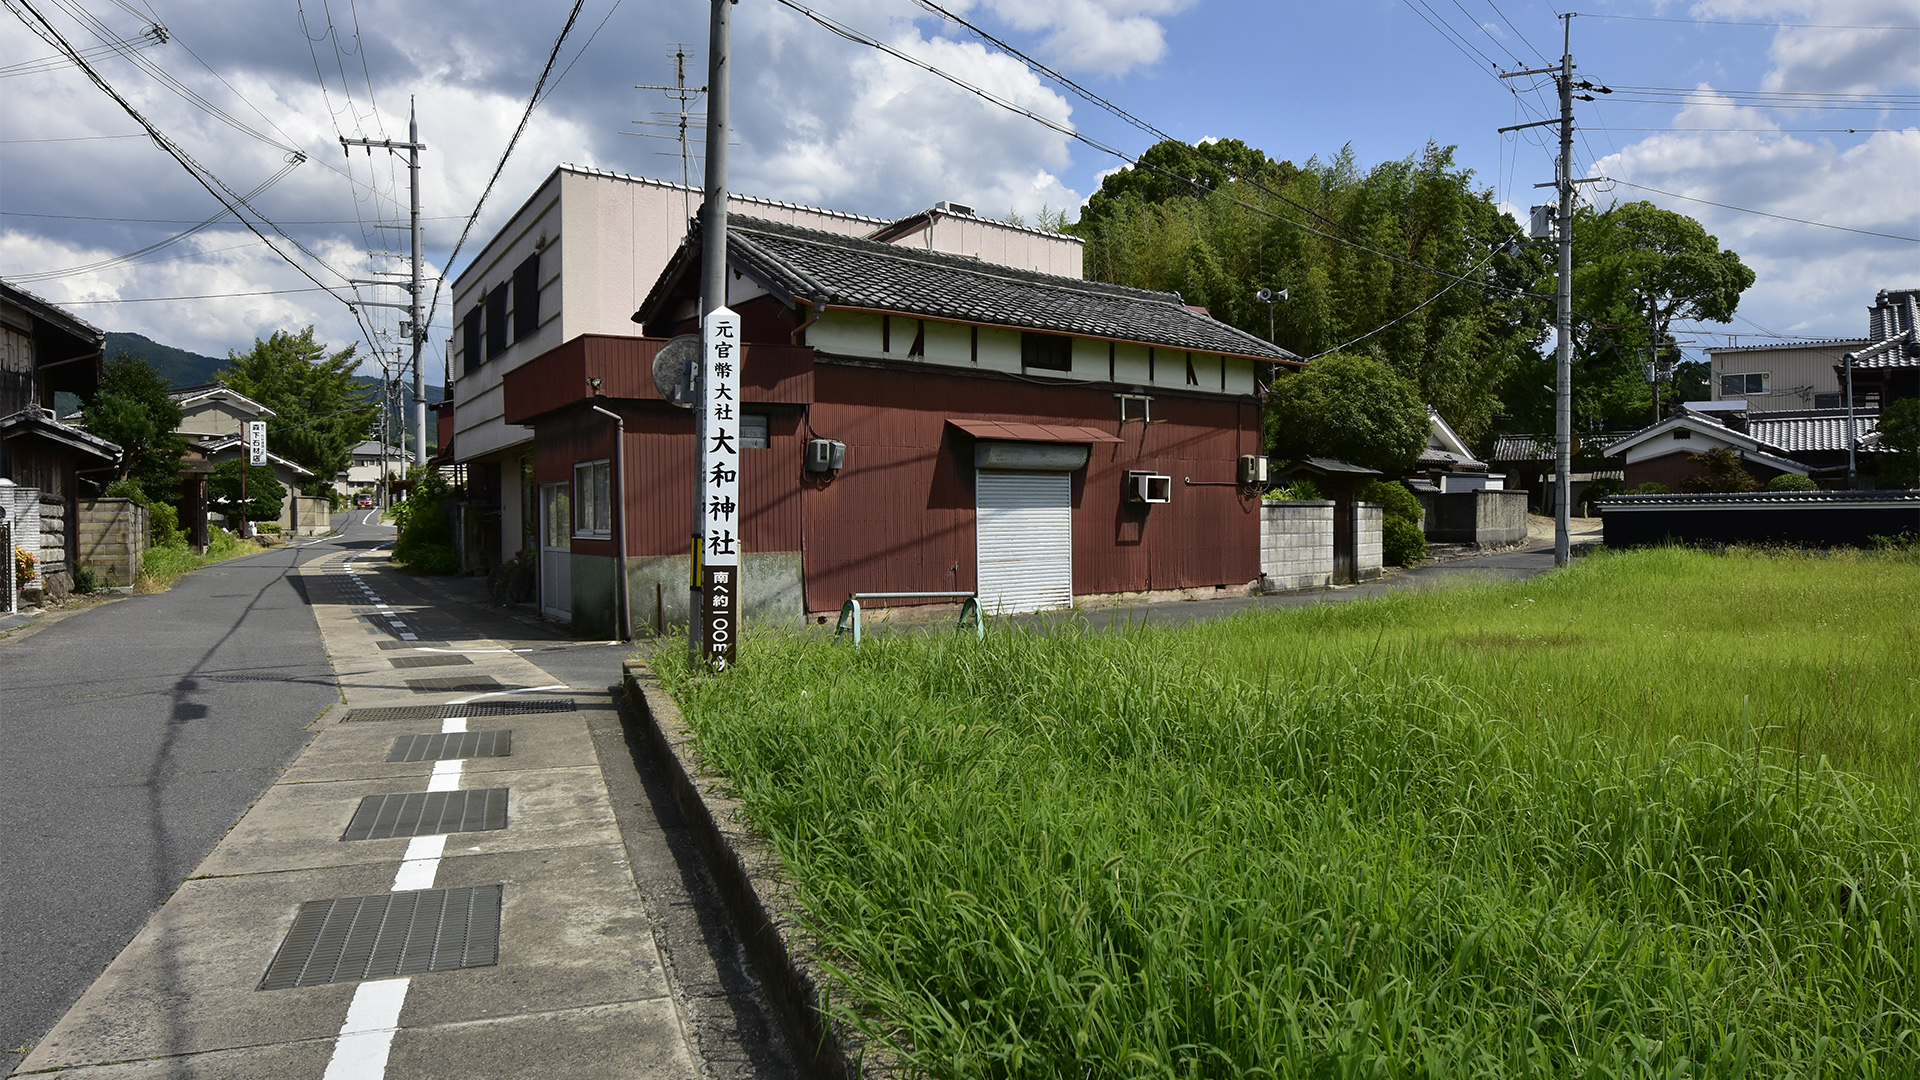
1546,201,1756,431
218,327,377,494
81,353,187,502
1878,398,1920,489
1264,352,1429,473
1078,140,1551,447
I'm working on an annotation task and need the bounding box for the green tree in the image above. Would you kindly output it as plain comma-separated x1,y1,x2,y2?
1265,352,1429,473
208,458,284,524
1546,201,1756,431
1680,447,1760,493
1078,140,1551,446
81,354,187,502
218,327,377,495
1877,398,1920,488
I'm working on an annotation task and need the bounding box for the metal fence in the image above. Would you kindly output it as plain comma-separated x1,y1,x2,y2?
1,521,14,614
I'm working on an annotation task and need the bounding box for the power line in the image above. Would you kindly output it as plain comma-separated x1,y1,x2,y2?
423,0,589,339
1601,178,1919,243
6,0,380,350
2,210,465,223
1573,12,1920,31
49,286,333,304
874,0,1551,300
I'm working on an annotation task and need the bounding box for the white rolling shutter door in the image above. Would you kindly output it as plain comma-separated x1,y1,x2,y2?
976,470,1073,614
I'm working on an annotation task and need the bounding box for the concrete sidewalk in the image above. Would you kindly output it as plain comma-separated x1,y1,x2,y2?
16,545,794,1079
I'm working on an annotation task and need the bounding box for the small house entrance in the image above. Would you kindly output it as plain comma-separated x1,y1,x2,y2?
539,481,571,620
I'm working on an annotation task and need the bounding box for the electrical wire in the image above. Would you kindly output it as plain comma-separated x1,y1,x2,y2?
1304,244,1509,360
882,0,1551,300
53,286,333,303
423,0,589,339
1572,12,1920,31
6,0,379,350
1602,178,1918,243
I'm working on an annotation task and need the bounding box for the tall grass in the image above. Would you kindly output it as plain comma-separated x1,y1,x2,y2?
137,527,255,590
657,547,1920,1077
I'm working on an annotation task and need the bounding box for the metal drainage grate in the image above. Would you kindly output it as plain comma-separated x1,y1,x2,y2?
258,885,502,989
406,676,503,693
388,730,512,762
341,789,509,841
389,654,473,669
342,700,576,722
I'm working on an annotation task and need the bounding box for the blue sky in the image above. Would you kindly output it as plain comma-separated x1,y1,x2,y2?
2,0,1914,371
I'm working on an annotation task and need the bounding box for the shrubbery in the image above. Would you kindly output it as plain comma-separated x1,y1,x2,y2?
1262,478,1322,501
1357,478,1426,565
392,467,458,575
1767,473,1818,492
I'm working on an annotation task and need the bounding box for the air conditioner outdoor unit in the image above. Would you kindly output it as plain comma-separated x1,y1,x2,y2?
1126,470,1172,504
805,438,846,473
1239,454,1268,486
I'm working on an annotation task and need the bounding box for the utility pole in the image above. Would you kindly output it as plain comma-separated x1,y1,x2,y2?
1500,14,1604,567
693,0,733,665
341,101,428,468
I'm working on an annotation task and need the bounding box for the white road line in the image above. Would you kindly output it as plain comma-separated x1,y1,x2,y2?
321,977,410,1080
320,716,469,1078
448,684,568,705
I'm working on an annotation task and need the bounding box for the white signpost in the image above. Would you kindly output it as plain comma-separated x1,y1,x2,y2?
246,420,268,466
698,306,741,670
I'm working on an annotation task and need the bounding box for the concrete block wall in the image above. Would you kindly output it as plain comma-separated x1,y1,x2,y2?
77,498,148,587
1355,502,1384,581
292,495,331,536
1425,488,1529,545
1259,501,1333,592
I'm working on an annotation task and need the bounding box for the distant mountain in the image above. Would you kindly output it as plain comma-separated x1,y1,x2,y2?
105,332,226,387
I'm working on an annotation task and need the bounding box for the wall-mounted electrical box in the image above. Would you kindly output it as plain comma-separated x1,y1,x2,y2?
1126,471,1172,504
1239,454,1268,486
805,438,846,473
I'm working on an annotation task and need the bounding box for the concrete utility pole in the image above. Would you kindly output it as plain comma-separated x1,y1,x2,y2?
693,0,733,663
341,101,428,468
1500,14,1602,568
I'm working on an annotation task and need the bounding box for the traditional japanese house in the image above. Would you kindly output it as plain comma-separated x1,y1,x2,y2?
501,215,1299,634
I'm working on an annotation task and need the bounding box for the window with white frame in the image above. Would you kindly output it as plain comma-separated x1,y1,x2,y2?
573,459,611,538
1720,372,1769,396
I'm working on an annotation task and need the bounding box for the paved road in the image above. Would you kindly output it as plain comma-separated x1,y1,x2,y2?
0,530,344,1073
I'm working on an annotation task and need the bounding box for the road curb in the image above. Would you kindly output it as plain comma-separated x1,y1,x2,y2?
620,660,891,1080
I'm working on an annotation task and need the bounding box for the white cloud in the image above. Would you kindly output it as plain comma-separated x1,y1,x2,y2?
1593,90,1920,336
962,0,1197,76
738,15,1082,220
1692,1,1920,93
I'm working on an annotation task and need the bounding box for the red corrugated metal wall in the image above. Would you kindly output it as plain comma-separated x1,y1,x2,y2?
525,346,1260,609
803,365,1260,611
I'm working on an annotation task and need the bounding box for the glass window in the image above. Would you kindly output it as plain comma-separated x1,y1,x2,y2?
573,459,611,538
740,412,770,449
1720,372,1769,396
542,484,570,548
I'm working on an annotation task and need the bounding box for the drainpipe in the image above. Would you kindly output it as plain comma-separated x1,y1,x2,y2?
790,296,827,345
588,404,632,642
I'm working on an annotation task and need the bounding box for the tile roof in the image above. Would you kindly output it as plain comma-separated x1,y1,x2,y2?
1746,410,1879,453
651,216,1299,363
946,420,1121,443
1602,490,1920,507
1490,433,1627,462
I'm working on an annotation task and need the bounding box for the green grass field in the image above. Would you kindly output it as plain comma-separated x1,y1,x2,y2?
656,547,1920,1078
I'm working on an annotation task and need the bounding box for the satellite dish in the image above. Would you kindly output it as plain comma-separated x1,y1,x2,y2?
653,335,699,408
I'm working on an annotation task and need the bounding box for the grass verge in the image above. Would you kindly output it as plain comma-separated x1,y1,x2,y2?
137,528,263,592
656,546,1920,1077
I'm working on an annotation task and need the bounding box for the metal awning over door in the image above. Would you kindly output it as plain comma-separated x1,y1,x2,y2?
976,470,1072,614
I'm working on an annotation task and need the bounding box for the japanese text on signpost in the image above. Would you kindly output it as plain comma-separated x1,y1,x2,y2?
698,307,741,670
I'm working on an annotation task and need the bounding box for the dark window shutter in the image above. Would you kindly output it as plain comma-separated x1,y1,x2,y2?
513,253,540,342
462,307,484,374
1020,331,1073,372
486,286,509,360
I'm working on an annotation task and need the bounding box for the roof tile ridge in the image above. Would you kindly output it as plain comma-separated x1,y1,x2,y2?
730,214,1188,306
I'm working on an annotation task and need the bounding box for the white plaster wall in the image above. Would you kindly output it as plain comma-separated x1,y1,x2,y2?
905,215,1085,278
